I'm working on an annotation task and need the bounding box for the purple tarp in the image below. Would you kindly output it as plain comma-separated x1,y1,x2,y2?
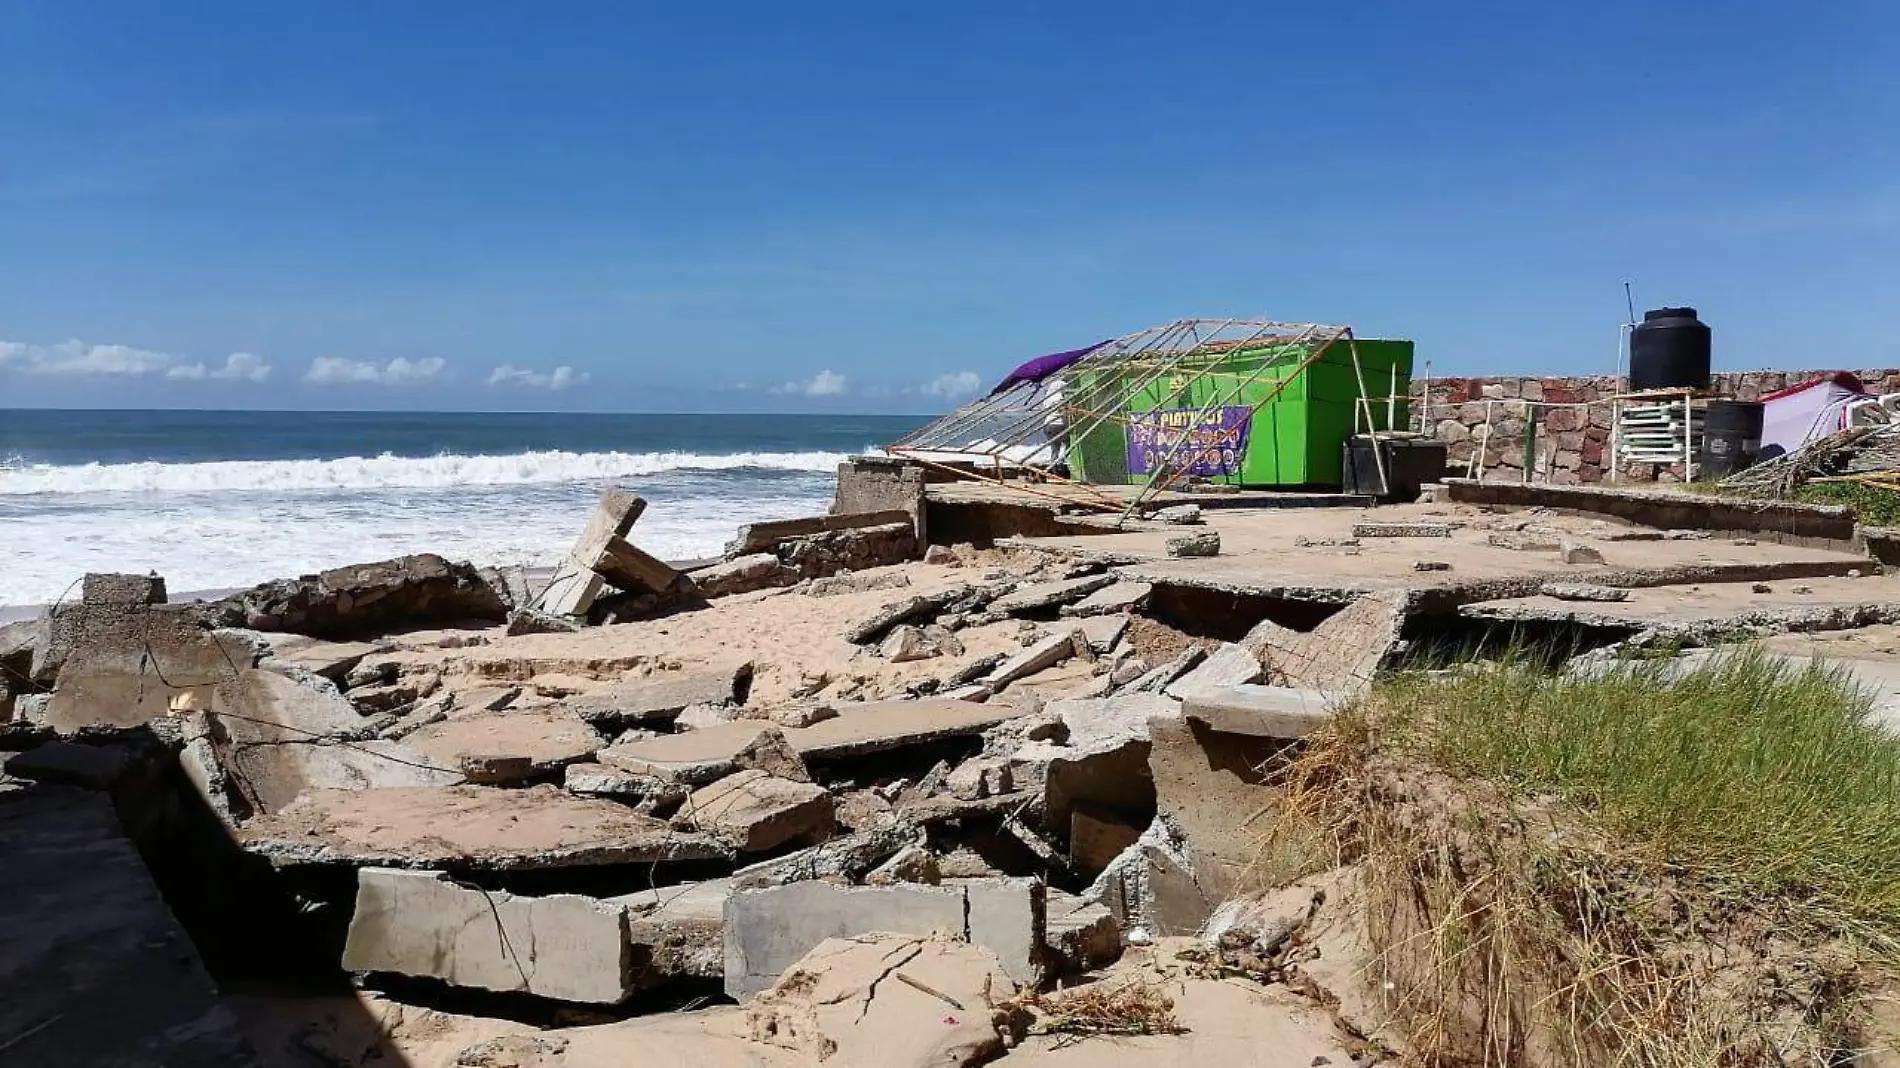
989,340,1112,396
1127,406,1254,477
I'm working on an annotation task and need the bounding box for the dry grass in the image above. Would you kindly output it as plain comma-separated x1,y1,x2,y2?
1250,649,1900,1067
1016,981,1186,1043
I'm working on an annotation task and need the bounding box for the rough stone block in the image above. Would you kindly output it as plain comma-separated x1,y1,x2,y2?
342,868,635,1003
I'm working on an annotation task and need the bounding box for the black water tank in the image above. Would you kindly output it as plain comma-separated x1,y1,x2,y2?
1629,307,1712,391
1696,400,1764,481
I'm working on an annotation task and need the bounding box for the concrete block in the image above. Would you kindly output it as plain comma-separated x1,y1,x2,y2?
536,487,647,617
1166,530,1220,557
990,574,1117,616
564,663,752,728
618,878,732,983
688,770,834,853
986,631,1079,688
342,868,635,1003
692,552,790,598
1181,685,1339,739
723,877,1043,999
1267,593,1405,696
83,571,167,605
1062,580,1152,618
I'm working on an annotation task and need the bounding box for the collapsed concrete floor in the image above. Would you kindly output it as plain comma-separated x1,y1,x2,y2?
7,476,1900,1066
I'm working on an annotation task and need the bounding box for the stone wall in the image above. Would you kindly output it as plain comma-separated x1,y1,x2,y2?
1411,369,1900,484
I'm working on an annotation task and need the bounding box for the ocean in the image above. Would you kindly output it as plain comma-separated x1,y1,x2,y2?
0,410,924,608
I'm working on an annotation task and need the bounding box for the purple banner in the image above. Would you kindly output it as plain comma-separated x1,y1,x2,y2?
1127,406,1252,477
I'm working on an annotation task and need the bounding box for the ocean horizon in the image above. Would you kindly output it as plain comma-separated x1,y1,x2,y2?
0,409,927,608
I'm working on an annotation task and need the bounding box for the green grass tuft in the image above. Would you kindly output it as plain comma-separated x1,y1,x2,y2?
1379,649,1900,930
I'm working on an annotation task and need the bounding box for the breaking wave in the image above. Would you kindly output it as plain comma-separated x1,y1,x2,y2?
0,448,850,496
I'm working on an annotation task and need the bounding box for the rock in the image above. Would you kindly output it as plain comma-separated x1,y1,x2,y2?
944,757,1013,800
881,624,940,663
694,553,792,598
235,785,730,870
688,770,835,853
1061,580,1152,618
1350,522,1450,538
1152,503,1203,525
1181,685,1338,739
1559,540,1606,565
1540,582,1630,602
1794,584,1815,595
989,574,1118,616
563,663,753,729
864,845,943,885
341,868,635,1003
742,934,1018,1067
986,631,1080,688
210,554,508,639
723,879,1044,999
923,544,958,565
506,607,584,636
1164,642,1263,698
1165,530,1220,558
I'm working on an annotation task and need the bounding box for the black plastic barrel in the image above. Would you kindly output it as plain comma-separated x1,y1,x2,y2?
1629,307,1712,391
1696,400,1764,481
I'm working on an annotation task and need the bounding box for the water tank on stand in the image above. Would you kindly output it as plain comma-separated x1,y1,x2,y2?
1628,307,1712,392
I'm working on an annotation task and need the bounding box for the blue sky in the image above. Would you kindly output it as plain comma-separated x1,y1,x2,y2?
0,1,1893,413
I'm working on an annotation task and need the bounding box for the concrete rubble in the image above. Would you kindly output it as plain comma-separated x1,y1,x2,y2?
13,473,1900,1064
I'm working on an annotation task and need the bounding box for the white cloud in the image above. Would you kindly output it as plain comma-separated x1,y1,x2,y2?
305,356,446,386
165,352,273,383
0,338,272,382
487,364,587,390
920,370,983,399
769,370,849,397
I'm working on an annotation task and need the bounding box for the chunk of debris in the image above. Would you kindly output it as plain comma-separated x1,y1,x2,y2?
731,816,923,889
1165,530,1220,558
986,631,1081,688
990,574,1118,616
688,769,835,853
1181,685,1338,739
534,487,654,617
742,934,1019,1066
1560,540,1607,565
506,607,585,636
563,662,752,729
1061,580,1152,618
881,624,940,663
1264,593,1404,696
564,762,686,804
1128,646,1206,693
1664,529,1712,541
1064,614,1129,655
805,570,913,597
1540,582,1630,603
620,877,733,983
793,699,1027,761
598,722,808,786
753,701,839,729
724,879,1043,998
403,707,607,784
1152,503,1203,525
1350,522,1450,538
212,554,509,639
1293,535,1360,548
845,586,970,645
341,868,636,1004
1413,560,1452,572
693,552,792,598
865,845,943,885
924,544,959,565
1164,642,1264,698
1486,530,1562,552
252,633,386,683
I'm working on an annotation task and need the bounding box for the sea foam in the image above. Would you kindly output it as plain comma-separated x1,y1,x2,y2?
0,448,850,496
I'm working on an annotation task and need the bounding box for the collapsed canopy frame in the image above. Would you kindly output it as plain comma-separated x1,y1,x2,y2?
888,317,1383,517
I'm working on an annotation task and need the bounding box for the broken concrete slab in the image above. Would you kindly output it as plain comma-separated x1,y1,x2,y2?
688,769,835,853
723,877,1043,998
1036,694,1180,837
989,573,1118,616
598,722,806,786
1070,802,1145,879
236,785,729,870
618,877,733,984
213,667,365,745
251,633,385,684
844,589,964,646
0,787,265,1068
1128,645,1207,694
693,552,792,599
1166,529,1220,557
84,571,169,605
1541,581,1629,602
986,631,1080,688
44,608,257,732
563,662,753,728
225,738,464,815
342,868,636,1004
805,569,913,597
1266,592,1405,695
743,933,1016,1068
211,554,509,639
505,607,585,636
1181,685,1339,739
1063,614,1129,655
535,488,649,617
563,762,688,806
1061,579,1153,618
1163,642,1263,698
880,623,939,662
1044,888,1122,973
790,698,1026,761
402,707,607,783
730,817,922,889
